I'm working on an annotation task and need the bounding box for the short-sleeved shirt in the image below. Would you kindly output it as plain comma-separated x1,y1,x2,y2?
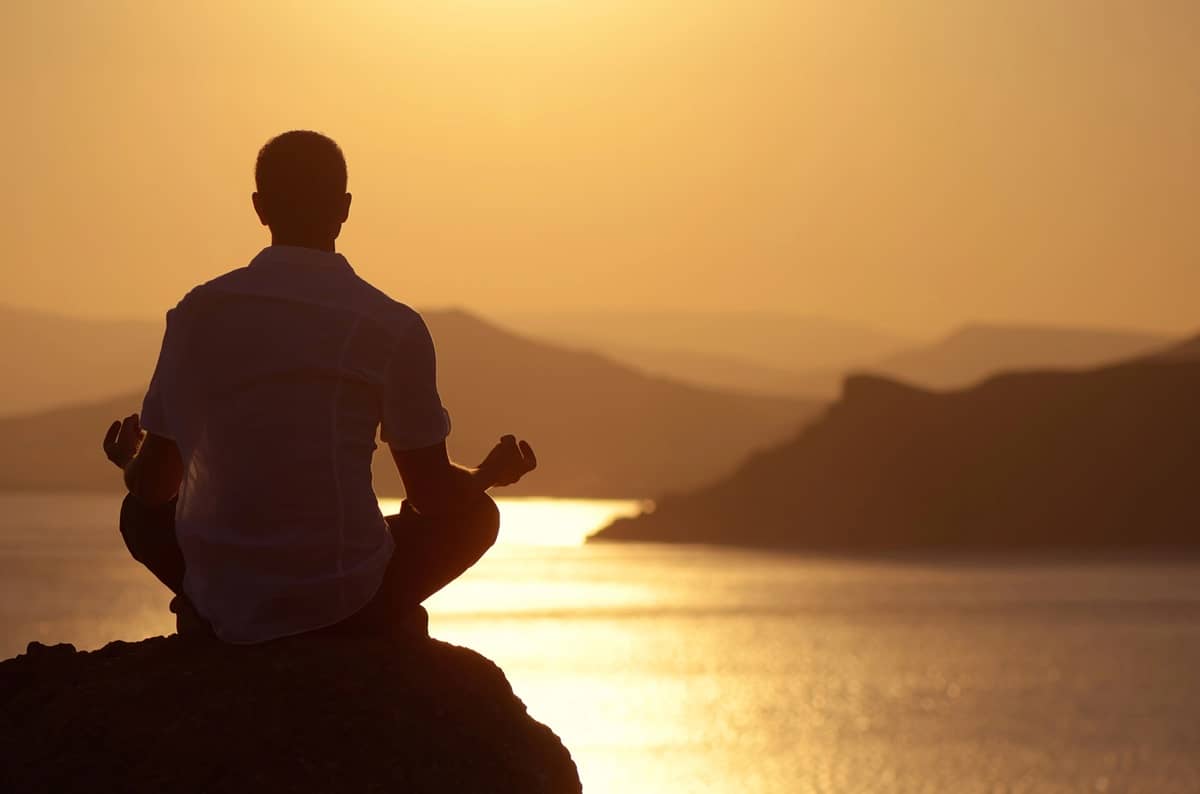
141,245,451,643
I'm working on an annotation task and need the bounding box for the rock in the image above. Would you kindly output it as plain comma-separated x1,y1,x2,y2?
0,634,581,794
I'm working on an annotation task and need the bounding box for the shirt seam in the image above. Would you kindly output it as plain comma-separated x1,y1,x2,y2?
331,314,364,612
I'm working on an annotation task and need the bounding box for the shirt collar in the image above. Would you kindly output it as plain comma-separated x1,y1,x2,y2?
249,245,353,271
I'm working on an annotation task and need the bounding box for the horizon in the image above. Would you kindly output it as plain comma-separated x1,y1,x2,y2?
0,299,1193,345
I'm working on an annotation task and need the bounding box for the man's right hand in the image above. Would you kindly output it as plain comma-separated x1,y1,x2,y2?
476,435,537,488
390,437,536,516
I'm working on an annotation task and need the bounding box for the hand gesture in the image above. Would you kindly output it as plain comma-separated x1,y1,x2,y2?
477,435,537,488
103,413,143,469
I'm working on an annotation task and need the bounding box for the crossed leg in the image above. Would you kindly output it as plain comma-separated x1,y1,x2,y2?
119,494,185,595
118,491,501,637
379,494,501,606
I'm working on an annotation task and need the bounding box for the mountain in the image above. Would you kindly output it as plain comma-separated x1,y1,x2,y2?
4,304,1167,409
0,305,161,417
788,324,1173,398
1152,333,1200,361
592,353,1200,550
489,312,1171,400
0,309,816,498
488,309,909,374
866,324,1171,389
594,345,810,397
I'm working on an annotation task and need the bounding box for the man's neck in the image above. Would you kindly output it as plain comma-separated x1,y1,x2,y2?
269,235,337,253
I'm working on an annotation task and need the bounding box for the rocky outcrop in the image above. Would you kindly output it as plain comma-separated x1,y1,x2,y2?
0,634,581,794
592,358,1200,551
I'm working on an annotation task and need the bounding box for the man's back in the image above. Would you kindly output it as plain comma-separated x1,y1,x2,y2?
107,131,533,645
141,245,451,642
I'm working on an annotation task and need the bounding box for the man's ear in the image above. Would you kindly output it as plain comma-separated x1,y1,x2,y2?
338,193,352,224
251,192,270,227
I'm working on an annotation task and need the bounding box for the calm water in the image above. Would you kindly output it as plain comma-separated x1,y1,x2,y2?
2,492,1199,794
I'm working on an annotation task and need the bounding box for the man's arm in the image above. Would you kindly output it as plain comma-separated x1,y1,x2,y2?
390,435,536,516
103,413,183,506
381,309,534,511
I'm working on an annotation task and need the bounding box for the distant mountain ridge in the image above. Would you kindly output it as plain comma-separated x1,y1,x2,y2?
2,304,1174,409
595,345,808,397
592,346,1200,550
866,323,1172,388
1152,333,1200,361
490,309,910,374
0,308,816,498
0,304,162,416
492,311,1173,399
786,323,1172,397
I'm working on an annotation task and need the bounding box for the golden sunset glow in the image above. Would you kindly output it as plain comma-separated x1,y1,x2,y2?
6,1,1200,335
5,3,1200,793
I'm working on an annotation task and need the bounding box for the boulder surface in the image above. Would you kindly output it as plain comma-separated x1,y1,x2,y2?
0,634,582,794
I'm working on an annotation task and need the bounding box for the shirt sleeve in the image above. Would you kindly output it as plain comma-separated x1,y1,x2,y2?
379,312,452,450
140,308,177,439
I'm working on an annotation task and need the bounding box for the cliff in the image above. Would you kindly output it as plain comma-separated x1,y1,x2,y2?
0,634,582,794
592,358,1200,551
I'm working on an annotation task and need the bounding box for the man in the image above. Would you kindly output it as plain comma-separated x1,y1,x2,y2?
102,130,536,643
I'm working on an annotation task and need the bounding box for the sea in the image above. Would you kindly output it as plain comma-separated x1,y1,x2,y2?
2,491,1198,794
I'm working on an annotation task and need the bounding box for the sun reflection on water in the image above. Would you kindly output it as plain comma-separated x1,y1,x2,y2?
385,496,655,617
377,496,651,547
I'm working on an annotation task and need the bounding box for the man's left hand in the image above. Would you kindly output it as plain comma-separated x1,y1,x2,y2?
103,413,143,469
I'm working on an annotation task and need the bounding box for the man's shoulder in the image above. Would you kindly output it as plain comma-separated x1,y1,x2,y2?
165,262,427,342
342,274,427,340
160,268,251,324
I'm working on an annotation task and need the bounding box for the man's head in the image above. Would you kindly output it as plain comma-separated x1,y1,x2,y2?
252,131,351,248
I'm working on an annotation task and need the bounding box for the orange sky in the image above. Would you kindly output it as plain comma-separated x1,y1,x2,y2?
4,1,1198,335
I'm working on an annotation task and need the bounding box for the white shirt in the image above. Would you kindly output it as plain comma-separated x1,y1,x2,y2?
141,245,451,643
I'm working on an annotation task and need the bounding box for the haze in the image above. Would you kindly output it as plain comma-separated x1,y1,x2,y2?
4,1,1198,335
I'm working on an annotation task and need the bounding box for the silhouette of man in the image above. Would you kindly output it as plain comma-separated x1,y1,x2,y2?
102,130,536,642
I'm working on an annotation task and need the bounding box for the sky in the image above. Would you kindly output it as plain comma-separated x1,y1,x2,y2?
3,0,1198,336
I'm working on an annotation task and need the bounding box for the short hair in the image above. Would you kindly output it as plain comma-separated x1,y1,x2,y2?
254,131,347,223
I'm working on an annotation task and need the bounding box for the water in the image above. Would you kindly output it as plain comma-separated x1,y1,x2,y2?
2,492,1199,793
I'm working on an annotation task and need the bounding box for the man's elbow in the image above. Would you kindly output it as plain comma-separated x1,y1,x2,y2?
406,464,473,512
127,477,178,507
124,461,181,506
407,475,500,541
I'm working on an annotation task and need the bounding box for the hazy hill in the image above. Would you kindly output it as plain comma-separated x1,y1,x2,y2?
0,309,816,498
596,345,809,397
0,305,162,416
491,312,1171,399
490,310,909,374
866,324,1170,389
593,353,1200,550
5,304,1167,408
787,324,1172,397
1153,333,1200,361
